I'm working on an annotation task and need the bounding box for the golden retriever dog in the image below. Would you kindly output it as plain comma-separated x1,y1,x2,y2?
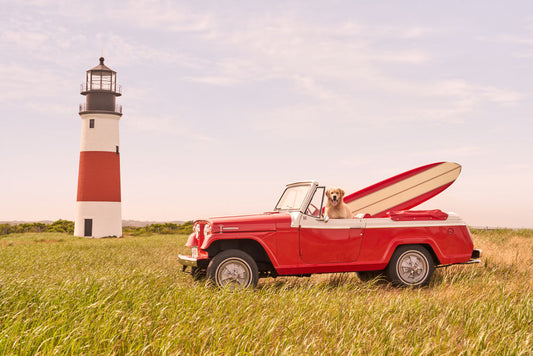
324,187,353,219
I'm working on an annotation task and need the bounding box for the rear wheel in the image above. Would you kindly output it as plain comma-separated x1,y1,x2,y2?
207,249,259,289
386,245,435,287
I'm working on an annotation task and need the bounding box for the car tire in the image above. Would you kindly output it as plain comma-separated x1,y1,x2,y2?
356,270,385,282
386,245,435,287
206,249,259,288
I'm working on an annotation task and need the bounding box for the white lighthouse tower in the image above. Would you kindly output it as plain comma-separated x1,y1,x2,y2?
74,57,123,238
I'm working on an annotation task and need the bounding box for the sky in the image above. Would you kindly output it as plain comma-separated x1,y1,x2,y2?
1,0,532,228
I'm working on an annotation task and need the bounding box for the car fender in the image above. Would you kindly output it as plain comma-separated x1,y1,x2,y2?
201,231,281,267
185,232,198,248
382,236,445,266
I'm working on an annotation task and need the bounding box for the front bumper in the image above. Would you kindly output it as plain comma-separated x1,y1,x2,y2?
178,254,198,267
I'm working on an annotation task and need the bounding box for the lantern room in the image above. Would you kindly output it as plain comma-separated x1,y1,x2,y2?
79,57,122,115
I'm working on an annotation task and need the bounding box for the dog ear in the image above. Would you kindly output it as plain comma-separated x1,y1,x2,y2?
325,188,331,198
339,188,345,197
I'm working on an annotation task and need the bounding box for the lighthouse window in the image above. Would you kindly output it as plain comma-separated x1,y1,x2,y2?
90,73,102,90
89,119,95,128
102,74,112,90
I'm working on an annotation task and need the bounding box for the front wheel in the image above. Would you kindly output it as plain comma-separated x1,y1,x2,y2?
207,249,259,289
386,245,435,287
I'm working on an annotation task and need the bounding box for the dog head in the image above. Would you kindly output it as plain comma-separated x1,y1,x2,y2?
326,187,345,207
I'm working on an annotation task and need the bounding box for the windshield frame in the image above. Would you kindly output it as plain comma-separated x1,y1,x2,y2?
274,181,317,212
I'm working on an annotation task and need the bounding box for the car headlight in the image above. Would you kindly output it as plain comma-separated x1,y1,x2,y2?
204,224,211,239
194,223,201,238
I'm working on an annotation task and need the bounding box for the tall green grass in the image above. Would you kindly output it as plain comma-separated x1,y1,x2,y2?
0,232,531,355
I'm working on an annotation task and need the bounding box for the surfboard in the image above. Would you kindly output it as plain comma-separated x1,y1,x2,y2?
343,162,461,218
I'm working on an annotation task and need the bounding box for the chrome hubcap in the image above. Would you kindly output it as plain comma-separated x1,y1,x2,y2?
217,259,250,287
397,251,428,285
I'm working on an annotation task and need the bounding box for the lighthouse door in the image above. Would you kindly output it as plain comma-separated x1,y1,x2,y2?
84,219,93,237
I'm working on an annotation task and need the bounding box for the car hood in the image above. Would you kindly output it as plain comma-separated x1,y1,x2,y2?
208,212,290,233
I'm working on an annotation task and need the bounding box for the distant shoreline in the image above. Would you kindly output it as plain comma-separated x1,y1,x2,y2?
0,220,186,227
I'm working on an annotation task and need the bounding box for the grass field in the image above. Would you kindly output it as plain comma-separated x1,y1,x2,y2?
0,229,531,355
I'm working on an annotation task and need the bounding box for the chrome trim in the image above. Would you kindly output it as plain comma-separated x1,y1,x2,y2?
290,212,302,228
464,259,481,264
178,254,197,267
436,258,481,268
220,226,239,232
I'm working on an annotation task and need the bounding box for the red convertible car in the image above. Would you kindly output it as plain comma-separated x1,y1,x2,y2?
178,180,481,288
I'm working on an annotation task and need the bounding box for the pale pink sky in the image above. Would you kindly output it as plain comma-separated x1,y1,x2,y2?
1,1,532,228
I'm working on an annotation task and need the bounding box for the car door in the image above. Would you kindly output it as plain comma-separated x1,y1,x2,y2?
299,216,364,264
298,187,364,264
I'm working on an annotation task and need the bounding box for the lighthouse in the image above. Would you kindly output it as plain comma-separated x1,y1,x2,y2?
74,57,123,238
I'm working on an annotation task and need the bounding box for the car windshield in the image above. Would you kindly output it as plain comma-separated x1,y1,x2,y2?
275,184,311,211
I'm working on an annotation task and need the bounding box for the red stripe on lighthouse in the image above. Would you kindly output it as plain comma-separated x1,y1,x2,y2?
77,151,121,202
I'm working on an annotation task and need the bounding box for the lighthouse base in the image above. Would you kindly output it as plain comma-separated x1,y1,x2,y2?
74,202,122,238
